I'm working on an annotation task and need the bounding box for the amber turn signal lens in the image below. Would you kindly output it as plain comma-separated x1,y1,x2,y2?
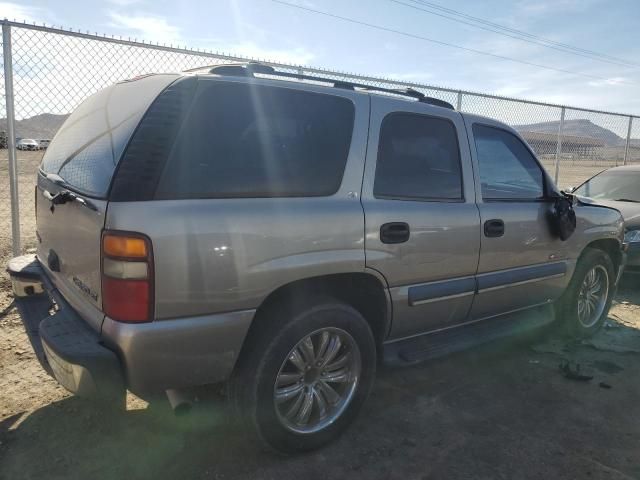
103,234,147,258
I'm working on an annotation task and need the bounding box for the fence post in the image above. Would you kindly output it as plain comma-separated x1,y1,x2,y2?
623,116,633,165
553,107,566,185
456,91,462,111
2,22,20,256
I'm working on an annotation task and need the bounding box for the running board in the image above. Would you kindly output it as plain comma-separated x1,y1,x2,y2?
383,304,555,366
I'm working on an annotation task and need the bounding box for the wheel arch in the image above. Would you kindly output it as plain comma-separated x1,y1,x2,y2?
581,238,622,274
237,272,391,365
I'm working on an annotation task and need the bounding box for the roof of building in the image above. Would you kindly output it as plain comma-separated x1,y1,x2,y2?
519,130,605,147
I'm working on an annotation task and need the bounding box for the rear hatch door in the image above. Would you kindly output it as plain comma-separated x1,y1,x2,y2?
36,74,179,332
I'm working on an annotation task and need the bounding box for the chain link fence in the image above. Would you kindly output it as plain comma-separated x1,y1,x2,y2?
1,20,639,260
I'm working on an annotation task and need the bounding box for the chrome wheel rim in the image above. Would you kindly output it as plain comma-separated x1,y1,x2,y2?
577,265,609,328
273,327,361,434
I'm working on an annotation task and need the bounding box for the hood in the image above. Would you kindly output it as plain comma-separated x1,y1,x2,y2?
577,196,640,230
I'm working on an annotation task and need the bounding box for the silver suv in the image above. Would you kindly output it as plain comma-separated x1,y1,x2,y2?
8,63,626,453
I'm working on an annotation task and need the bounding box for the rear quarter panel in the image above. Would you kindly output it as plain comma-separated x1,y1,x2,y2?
106,197,367,319
105,88,370,320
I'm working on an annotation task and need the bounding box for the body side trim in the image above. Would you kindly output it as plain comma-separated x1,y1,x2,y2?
476,261,567,292
408,276,476,306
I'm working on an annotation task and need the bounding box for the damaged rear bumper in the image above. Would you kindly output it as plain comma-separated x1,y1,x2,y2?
7,255,124,402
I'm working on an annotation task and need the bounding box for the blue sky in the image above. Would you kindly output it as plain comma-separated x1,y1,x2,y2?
3,0,640,114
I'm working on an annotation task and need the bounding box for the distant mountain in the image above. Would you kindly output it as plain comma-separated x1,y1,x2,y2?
0,113,68,140
516,119,622,146
1,113,633,148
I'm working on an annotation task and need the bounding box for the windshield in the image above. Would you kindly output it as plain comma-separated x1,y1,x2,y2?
575,170,640,202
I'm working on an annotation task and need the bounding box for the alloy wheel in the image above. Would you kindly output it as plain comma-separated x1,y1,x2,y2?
577,264,609,328
273,327,361,434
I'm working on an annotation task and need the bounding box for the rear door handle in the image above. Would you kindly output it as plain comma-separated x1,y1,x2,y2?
484,219,505,238
380,222,410,244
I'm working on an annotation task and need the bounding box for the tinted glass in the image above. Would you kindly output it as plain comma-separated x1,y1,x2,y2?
155,82,355,199
41,75,176,197
575,170,640,202
473,124,544,200
373,113,463,200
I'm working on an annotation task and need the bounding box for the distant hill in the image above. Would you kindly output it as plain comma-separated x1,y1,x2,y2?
516,119,622,146
1,113,634,149
0,113,68,140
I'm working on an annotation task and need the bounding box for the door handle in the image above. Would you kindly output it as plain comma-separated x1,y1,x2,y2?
484,219,505,238
380,222,410,244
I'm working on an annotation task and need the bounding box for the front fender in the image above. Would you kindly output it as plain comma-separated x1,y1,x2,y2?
570,202,624,257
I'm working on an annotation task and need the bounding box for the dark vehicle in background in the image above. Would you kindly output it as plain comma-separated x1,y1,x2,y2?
571,165,640,273
8,63,626,453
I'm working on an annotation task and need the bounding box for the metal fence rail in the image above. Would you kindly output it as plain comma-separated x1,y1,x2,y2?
1,19,639,256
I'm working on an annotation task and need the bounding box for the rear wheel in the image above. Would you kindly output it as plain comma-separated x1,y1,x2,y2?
229,298,376,453
558,248,615,338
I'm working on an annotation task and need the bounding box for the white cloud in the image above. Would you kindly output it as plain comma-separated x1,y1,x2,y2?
383,71,433,83
216,41,315,66
0,2,42,22
515,0,602,16
107,11,182,44
107,0,143,5
588,77,628,87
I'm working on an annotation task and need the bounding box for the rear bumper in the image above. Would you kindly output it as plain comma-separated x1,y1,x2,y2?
8,254,255,397
7,255,124,401
102,310,254,395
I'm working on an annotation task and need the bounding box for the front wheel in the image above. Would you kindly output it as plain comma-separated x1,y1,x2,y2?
558,248,615,338
229,298,376,453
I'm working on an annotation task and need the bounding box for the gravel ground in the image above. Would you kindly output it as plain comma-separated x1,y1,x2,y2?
1,150,639,479
1,276,640,479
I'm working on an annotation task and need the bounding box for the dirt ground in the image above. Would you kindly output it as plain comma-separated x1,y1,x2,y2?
1,150,639,479
1,279,640,480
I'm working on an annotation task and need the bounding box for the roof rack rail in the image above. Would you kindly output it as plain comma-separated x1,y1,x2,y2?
196,62,454,110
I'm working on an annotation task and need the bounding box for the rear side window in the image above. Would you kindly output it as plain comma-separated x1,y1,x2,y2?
473,124,544,200
155,82,355,199
41,75,177,198
373,113,463,201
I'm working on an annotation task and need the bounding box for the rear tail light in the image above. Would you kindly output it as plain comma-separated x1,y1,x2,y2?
101,231,153,323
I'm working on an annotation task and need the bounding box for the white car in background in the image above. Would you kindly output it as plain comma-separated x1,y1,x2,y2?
17,138,40,151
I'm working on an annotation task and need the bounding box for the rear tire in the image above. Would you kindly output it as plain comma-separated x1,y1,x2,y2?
557,248,615,338
229,297,376,453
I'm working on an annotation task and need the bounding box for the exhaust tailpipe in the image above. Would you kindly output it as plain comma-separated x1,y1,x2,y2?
166,389,193,416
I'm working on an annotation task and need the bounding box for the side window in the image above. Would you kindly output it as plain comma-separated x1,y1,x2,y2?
373,113,463,201
473,124,544,200
155,82,355,199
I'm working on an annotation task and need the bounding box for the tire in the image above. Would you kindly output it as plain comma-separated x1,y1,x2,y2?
229,296,377,453
557,248,615,338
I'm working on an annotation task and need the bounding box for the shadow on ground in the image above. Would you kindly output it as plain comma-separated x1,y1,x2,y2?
1,319,639,480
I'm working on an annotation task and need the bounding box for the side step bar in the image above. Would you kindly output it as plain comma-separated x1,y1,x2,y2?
383,304,555,366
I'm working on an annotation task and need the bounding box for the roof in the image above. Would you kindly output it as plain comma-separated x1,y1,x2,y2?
519,131,605,147
604,164,640,172
189,62,456,110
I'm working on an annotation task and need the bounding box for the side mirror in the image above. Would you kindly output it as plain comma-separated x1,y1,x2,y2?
548,195,577,241
564,186,575,194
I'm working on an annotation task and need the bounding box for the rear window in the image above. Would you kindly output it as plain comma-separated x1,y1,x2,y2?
40,75,177,198
154,81,355,199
